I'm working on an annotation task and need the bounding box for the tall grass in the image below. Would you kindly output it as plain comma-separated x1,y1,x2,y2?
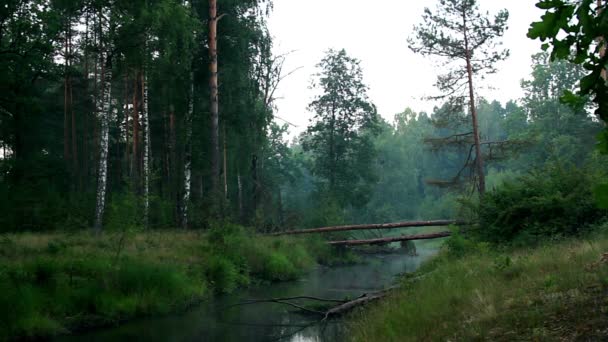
0,227,334,340
350,231,608,341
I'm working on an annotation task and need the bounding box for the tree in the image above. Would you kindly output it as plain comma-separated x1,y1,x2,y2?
208,0,220,197
408,0,510,195
528,0,608,206
94,5,114,233
302,49,379,208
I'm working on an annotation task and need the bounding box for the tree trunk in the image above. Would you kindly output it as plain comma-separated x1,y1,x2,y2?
209,0,220,195
600,0,607,80
132,71,140,183
328,232,452,247
69,26,77,177
272,219,462,236
324,291,388,319
94,51,112,233
463,12,486,195
223,125,228,199
124,73,130,169
64,24,70,163
182,73,194,229
237,169,243,220
141,70,150,228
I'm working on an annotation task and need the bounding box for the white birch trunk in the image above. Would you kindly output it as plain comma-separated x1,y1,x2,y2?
94,50,112,233
182,72,194,229
142,71,150,228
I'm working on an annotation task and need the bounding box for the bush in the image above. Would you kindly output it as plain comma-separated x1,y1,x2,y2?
474,163,608,245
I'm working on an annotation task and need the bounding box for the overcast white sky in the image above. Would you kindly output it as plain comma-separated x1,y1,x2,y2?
266,0,544,137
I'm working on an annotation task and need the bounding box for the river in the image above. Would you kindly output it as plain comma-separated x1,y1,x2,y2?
54,246,438,342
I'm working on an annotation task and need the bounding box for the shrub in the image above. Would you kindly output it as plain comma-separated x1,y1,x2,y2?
205,256,244,293
474,163,607,245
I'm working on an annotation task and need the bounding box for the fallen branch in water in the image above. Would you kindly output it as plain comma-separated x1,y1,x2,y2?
231,296,348,307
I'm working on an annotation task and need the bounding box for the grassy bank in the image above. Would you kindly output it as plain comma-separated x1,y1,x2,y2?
350,232,608,341
0,225,336,341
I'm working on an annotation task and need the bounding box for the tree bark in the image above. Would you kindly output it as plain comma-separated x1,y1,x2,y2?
63,24,70,163
132,71,140,183
141,70,150,229
94,51,112,233
463,11,486,195
124,73,130,168
69,25,77,176
599,0,607,80
209,0,220,195
272,220,461,236
182,73,194,229
237,168,243,220
324,291,387,319
223,125,228,199
328,232,452,247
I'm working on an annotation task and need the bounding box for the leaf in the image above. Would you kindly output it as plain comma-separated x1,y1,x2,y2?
593,183,608,209
579,72,597,93
596,129,608,155
535,0,563,10
560,90,585,110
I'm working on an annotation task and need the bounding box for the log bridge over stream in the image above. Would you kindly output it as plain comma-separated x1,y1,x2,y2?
272,219,464,247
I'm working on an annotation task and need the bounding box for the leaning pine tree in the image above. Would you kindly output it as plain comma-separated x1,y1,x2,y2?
408,0,509,195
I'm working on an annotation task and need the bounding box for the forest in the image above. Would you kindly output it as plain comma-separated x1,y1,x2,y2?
1,0,608,340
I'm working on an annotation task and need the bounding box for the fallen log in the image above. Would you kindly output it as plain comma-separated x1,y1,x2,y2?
328,231,452,247
271,219,463,236
323,291,388,320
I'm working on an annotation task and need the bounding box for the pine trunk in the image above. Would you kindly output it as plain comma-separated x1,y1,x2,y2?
209,0,220,195
463,13,485,195
223,125,228,199
69,26,77,177
237,169,243,220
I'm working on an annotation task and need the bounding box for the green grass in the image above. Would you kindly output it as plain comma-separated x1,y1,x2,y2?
349,232,608,341
0,226,335,341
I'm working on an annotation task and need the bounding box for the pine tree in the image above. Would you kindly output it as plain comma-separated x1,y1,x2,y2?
409,0,509,195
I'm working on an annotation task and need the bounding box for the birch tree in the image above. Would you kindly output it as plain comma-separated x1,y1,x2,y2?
141,68,150,228
94,7,113,233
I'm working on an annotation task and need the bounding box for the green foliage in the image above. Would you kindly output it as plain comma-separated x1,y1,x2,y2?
529,0,607,121
106,191,142,232
302,49,379,209
350,234,608,341
474,163,608,245
529,0,608,208
0,227,342,340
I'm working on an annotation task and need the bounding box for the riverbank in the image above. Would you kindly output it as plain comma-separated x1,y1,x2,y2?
349,231,608,341
0,225,342,341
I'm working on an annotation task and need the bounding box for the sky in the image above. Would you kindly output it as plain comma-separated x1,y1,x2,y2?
266,0,544,137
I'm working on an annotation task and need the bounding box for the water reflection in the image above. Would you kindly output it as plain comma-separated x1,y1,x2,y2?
54,247,438,342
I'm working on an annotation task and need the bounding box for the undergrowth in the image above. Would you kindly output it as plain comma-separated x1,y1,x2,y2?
0,225,338,341
350,229,608,341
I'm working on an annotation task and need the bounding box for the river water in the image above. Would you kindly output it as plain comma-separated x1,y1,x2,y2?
55,247,438,342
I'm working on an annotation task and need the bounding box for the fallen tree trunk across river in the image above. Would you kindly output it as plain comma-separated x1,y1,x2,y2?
272,220,463,236
327,231,452,247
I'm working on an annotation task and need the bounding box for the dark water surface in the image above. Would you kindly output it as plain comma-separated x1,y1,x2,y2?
55,247,437,342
